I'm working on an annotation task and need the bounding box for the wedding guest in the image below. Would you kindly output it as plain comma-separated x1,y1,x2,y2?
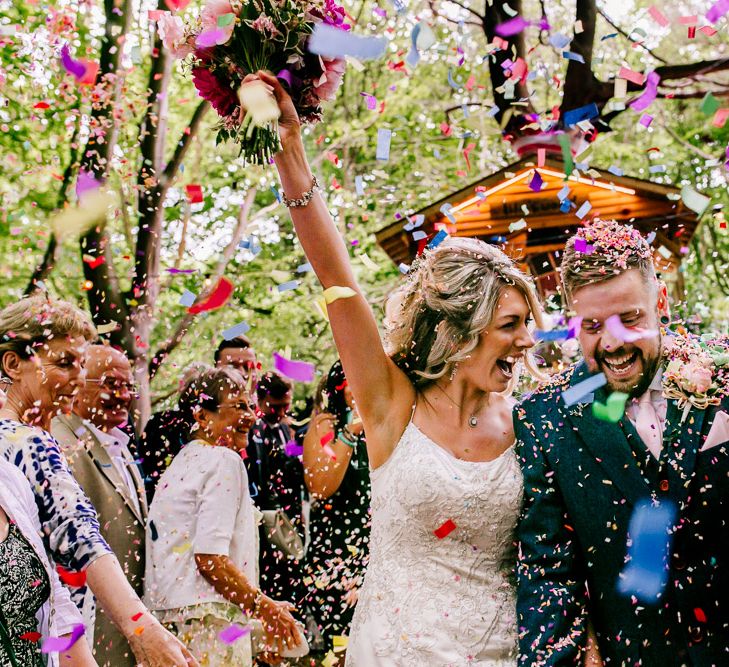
257,71,543,664
246,371,306,604
144,367,301,665
303,361,370,661
52,344,148,667
215,335,261,390
0,294,198,667
140,361,210,498
0,457,97,667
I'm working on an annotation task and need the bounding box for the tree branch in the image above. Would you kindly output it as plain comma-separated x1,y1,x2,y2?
596,7,668,64
160,100,210,189
148,188,261,378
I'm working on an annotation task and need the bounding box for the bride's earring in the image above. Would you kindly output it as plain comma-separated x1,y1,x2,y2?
449,363,458,381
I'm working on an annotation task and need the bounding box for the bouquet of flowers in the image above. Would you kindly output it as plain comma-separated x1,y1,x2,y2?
158,0,348,164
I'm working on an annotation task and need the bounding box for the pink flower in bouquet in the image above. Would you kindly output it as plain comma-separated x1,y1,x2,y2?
683,359,713,394
313,57,345,101
200,0,236,45
192,67,238,118
322,0,349,29
157,13,194,58
250,14,281,37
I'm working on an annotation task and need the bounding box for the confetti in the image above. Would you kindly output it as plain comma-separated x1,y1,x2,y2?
376,128,392,161
604,315,658,343
41,624,85,653
427,229,448,249
434,519,457,539
172,542,192,554
309,24,387,60
680,185,710,215
591,391,628,422
630,71,660,112
218,623,251,645
56,565,87,588
273,352,315,383
618,500,677,602
323,285,357,304
222,321,251,340
562,373,607,406
285,440,304,456
187,278,234,314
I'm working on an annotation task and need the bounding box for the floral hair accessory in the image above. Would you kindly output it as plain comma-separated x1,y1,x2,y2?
573,219,653,270
662,332,729,420
159,0,349,165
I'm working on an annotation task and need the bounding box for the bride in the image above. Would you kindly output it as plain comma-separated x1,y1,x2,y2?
255,71,544,665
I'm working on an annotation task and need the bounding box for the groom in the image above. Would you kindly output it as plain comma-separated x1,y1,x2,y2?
515,219,729,665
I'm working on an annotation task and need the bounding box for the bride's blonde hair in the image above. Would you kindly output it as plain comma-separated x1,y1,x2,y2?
383,237,544,387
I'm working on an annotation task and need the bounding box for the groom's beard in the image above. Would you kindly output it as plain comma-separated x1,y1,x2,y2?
594,344,662,399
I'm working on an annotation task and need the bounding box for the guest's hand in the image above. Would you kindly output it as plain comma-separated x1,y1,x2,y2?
257,595,301,652
127,615,199,667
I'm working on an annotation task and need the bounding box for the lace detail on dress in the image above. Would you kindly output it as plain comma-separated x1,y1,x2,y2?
346,422,522,666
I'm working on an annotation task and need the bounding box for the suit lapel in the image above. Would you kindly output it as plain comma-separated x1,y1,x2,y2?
661,399,703,510
77,421,145,524
564,363,652,507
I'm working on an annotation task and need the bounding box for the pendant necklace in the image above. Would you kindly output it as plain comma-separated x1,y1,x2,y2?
433,383,486,429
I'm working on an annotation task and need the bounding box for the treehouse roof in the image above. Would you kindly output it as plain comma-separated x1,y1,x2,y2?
375,154,700,295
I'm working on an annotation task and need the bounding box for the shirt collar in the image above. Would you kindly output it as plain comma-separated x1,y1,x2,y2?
648,367,664,393
83,420,129,449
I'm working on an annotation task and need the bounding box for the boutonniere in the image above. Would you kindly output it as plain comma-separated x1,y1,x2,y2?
662,333,729,422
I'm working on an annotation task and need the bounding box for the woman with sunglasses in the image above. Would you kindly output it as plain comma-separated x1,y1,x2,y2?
145,367,304,666
0,295,198,667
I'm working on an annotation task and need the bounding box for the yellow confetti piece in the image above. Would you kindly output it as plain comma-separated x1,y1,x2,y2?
96,322,117,335
321,650,338,667
323,285,357,304
357,252,379,271
172,542,192,554
332,635,348,650
313,296,329,320
50,190,117,239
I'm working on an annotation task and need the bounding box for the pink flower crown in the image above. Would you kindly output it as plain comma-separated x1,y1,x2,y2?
572,219,653,270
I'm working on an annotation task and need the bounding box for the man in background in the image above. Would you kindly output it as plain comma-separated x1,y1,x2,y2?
215,334,260,391
53,344,147,667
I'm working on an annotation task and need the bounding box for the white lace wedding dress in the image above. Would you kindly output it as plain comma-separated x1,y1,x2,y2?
346,417,522,666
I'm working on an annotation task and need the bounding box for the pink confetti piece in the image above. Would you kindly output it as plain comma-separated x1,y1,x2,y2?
647,6,670,26
537,147,546,167
273,352,315,383
75,170,100,199
700,25,718,35
605,315,658,343
706,0,729,23
322,443,337,459
495,16,530,37
712,109,729,128
618,66,645,85
218,624,251,645
679,15,698,25
630,71,660,112
41,624,85,654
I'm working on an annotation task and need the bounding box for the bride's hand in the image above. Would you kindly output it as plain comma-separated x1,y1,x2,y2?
240,71,301,148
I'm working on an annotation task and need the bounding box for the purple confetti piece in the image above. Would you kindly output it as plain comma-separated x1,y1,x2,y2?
528,171,543,192
630,71,660,112
574,238,595,254
166,268,196,274
706,0,729,23
495,16,530,37
360,92,377,110
285,440,304,457
605,315,658,343
218,623,251,645
75,170,100,199
567,316,583,338
273,353,315,383
277,69,293,87
60,44,87,80
42,624,85,653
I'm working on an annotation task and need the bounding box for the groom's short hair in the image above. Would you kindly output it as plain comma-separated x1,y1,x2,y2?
560,219,657,305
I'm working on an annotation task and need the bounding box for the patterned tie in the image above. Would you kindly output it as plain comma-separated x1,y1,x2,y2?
633,391,663,460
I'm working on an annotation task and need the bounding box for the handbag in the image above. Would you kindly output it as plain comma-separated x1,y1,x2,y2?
261,508,305,560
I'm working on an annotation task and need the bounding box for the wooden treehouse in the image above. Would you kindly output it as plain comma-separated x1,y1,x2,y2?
375,154,701,299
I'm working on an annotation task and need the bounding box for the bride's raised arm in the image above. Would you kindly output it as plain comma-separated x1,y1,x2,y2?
257,71,414,468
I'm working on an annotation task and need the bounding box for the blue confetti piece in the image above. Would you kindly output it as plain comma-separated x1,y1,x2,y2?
549,33,571,49
277,280,300,293
646,231,656,244
398,262,410,273
560,199,572,213
412,230,427,241
486,105,500,117
355,175,364,196
601,32,618,40
149,520,158,541
618,500,677,603
440,203,456,223
270,185,282,202
575,200,592,219
608,165,624,176
309,23,387,60
562,102,599,127
403,214,424,231
222,321,250,340
406,23,421,66
296,262,312,273
179,290,196,307
447,68,462,90
562,50,585,64
462,103,470,118
535,328,570,342
562,373,606,406
376,128,392,161
427,229,448,249
557,185,571,201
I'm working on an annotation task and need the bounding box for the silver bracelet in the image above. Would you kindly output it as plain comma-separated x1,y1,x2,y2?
282,175,319,208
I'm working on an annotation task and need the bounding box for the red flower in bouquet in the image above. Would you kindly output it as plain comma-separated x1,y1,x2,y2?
192,67,238,118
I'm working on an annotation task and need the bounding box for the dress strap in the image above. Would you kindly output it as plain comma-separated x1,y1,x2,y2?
408,399,417,425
